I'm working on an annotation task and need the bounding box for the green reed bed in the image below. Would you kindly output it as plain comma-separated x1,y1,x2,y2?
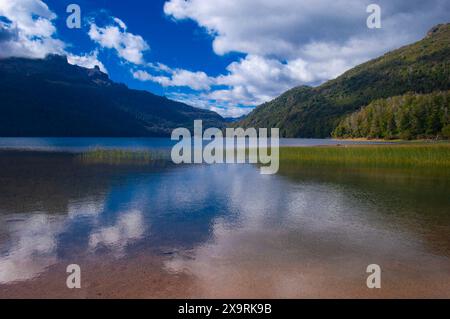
77,144,450,168
279,144,450,168
77,149,168,165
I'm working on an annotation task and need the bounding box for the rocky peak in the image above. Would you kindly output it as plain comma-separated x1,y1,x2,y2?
427,23,449,37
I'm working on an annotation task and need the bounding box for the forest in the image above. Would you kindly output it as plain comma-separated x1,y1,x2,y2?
332,91,450,140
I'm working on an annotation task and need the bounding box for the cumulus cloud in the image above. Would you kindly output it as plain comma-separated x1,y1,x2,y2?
0,0,109,74
133,67,213,91
167,92,252,118
164,0,449,58
216,55,349,105
67,50,108,73
133,54,349,115
88,17,149,65
0,0,65,58
163,0,450,115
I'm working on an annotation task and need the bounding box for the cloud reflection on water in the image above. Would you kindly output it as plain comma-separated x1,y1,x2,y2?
0,155,449,297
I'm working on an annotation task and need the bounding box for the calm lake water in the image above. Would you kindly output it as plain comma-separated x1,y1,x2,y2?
0,137,392,152
0,138,449,298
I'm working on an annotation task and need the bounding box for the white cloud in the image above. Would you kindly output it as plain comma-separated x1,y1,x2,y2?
67,50,108,73
0,0,110,75
134,54,349,111
132,69,152,81
164,0,449,59
133,67,214,91
113,17,127,30
215,55,349,105
0,0,65,58
166,91,253,118
210,105,250,118
163,0,450,115
164,0,364,58
89,18,149,65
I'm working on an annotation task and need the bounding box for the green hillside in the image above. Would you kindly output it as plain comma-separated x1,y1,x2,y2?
332,91,450,140
236,23,450,138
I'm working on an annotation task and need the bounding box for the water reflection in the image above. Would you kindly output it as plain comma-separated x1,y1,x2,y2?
162,168,450,297
0,214,64,283
0,151,449,297
89,209,145,256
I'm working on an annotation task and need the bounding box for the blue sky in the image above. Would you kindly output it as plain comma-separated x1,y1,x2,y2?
47,0,243,96
1,0,449,117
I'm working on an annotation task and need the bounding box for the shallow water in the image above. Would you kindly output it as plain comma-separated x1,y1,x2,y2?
0,137,391,152
0,139,449,298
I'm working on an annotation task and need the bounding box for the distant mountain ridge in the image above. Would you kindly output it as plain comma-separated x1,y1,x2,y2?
236,23,450,138
0,55,224,137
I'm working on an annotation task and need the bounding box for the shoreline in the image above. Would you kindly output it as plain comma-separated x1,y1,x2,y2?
333,137,450,143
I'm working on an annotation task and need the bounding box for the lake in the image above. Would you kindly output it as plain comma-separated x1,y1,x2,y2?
0,137,393,152
0,138,449,298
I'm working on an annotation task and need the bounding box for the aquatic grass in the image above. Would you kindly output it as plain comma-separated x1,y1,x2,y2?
77,149,168,165
279,144,450,168
77,144,450,168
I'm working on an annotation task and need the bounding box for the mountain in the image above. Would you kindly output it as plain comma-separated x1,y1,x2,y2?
224,115,246,123
0,55,224,137
236,23,450,138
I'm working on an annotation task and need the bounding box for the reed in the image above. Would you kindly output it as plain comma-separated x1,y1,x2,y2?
77,149,166,165
279,144,450,168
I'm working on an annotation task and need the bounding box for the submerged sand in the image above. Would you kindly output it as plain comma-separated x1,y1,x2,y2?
1,251,449,299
